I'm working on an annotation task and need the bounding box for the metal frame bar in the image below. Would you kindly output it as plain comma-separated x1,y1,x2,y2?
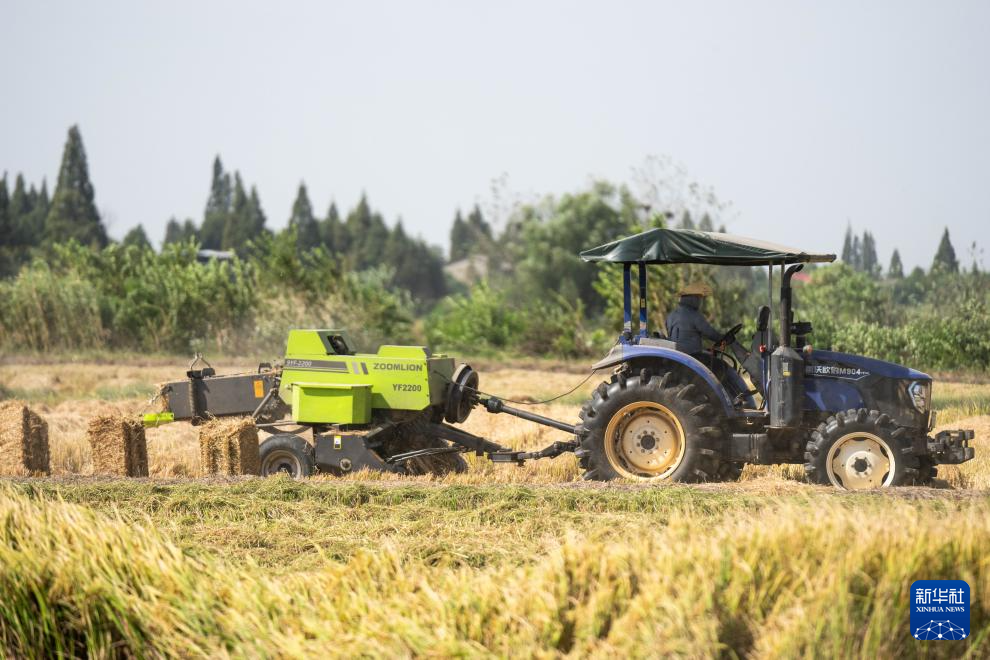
622,263,633,341
638,261,648,337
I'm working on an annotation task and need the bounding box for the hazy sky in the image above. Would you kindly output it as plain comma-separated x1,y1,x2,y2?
2,1,988,269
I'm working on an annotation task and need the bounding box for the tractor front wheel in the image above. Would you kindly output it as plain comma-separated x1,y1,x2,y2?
577,371,725,482
259,433,315,478
804,409,921,489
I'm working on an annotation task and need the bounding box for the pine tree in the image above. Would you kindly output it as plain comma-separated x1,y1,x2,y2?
45,125,108,247
321,201,345,253
200,156,231,250
385,220,411,278
861,231,879,276
888,249,904,279
27,180,49,245
679,211,695,230
288,183,320,251
932,227,959,274
0,175,10,246
344,194,389,269
449,210,469,261
841,225,854,264
248,186,267,238
850,234,863,271
9,174,32,246
222,173,257,251
698,213,715,232
122,224,152,250
163,217,184,245
182,219,199,242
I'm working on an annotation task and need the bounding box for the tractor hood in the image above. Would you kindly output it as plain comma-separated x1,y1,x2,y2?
808,349,931,381
580,228,836,266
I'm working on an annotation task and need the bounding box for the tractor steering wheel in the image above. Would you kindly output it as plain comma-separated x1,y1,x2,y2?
719,323,744,347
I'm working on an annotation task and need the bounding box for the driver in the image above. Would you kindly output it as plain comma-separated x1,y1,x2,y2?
666,283,756,406
665,283,722,356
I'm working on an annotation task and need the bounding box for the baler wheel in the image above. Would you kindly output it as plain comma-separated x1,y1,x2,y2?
259,433,315,478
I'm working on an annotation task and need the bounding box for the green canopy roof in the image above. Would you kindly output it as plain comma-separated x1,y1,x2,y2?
580,228,836,266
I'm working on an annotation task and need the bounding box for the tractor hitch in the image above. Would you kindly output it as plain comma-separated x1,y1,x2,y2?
488,441,579,465
928,429,975,465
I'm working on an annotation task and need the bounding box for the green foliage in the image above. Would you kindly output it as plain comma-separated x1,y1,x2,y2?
0,238,412,355
794,264,990,371
45,126,107,248
0,262,105,350
426,283,595,357
502,182,639,315
427,282,521,352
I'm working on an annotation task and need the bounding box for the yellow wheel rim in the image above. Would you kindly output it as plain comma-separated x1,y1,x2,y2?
604,401,686,480
825,431,896,490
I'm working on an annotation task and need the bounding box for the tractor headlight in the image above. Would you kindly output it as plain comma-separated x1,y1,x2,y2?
908,381,931,414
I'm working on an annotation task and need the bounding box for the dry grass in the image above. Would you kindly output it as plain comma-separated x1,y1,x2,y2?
1,480,989,657
1,359,990,655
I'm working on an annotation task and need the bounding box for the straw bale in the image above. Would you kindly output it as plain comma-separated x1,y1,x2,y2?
0,401,50,475
88,414,149,477
199,417,261,476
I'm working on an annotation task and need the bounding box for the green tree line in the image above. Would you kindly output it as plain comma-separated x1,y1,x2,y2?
2,125,987,371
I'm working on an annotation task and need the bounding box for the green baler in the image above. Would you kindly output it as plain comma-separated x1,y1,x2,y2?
151,329,576,476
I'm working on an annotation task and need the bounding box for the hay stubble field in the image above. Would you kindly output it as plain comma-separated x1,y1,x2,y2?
2,357,990,657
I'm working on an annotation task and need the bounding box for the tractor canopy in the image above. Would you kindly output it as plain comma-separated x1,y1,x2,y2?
580,228,836,266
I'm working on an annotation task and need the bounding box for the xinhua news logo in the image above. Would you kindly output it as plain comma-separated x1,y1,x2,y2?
911,580,970,641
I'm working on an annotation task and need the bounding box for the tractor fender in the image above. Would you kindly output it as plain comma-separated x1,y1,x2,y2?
592,344,737,416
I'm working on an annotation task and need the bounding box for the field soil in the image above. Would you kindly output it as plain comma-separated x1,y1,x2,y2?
1,358,989,656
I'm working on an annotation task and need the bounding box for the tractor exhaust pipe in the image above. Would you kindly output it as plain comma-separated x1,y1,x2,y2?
770,264,806,428
779,264,803,347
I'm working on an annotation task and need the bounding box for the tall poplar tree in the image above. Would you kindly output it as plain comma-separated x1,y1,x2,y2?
888,249,904,279
288,183,320,251
449,210,469,261
222,173,255,251
932,227,959,274
861,231,880,276
321,201,345,253
45,125,108,247
200,156,231,250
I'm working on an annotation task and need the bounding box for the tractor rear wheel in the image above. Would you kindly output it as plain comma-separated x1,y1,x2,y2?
577,370,725,482
259,433,315,478
804,408,920,489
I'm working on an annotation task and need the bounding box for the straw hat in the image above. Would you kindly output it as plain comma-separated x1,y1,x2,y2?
678,282,713,297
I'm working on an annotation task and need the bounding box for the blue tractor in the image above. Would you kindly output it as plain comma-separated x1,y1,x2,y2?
562,227,975,489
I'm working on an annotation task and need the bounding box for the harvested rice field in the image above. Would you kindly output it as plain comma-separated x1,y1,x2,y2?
1,358,990,657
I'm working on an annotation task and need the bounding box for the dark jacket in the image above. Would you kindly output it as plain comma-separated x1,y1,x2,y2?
665,295,722,354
